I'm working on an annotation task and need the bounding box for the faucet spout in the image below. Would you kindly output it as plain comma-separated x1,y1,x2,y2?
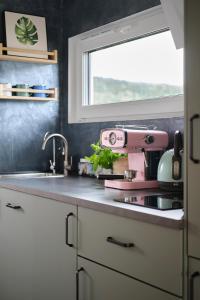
42,133,71,176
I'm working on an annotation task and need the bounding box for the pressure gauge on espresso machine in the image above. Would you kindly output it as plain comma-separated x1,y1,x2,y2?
109,132,117,145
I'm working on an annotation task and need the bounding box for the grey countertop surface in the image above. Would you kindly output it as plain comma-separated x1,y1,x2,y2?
0,176,184,229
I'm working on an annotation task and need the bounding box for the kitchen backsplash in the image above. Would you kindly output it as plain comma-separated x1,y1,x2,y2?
0,0,62,172
0,0,184,174
64,117,184,172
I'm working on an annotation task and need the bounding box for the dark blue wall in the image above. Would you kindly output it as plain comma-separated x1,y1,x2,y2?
0,0,62,172
61,0,184,170
0,0,184,173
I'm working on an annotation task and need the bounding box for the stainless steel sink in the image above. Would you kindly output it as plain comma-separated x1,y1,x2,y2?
0,172,65,179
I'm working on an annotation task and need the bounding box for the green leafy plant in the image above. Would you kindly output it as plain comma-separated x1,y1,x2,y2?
85,142,127,172
15,17,38,45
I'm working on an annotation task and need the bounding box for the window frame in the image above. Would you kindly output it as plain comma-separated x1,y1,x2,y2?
68,5,184,124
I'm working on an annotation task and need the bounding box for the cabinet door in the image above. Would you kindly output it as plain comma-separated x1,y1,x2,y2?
189,258,200,300
0,188,77,300
186,1,200,257
0,190,34,300
77,257,180,300
32,195,77,300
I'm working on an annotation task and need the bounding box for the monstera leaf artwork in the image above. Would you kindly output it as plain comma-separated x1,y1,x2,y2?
5,11,47,58
15,17,38,45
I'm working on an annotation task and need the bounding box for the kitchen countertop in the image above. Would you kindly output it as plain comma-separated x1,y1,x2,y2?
0,176,184,229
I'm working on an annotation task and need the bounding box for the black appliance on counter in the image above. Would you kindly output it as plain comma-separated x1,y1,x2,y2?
114,193,183,211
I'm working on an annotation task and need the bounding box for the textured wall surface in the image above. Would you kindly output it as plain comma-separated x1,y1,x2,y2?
0,0,62,172
0,0,184,173
60,0,184,170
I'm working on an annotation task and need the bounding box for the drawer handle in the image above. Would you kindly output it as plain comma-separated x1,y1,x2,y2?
190,114,200,164
106,236,134,248
66,212,74,247
6,203,21,210
189,271,200,300
76,267,84,300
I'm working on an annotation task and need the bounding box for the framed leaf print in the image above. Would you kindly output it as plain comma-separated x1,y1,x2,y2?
4,11,48,58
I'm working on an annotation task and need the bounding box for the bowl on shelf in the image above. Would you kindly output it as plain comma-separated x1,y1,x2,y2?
32,85,47,98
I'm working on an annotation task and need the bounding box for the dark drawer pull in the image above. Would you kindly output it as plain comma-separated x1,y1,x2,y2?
190,114,200,164
6,203,21,210
66,212,74,247
190,271,200,300
76,267,84,300
106,236,134,248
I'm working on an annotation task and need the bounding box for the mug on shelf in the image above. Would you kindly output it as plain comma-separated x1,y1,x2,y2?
15,84,30,97
0,83,12,97
32,85,47,98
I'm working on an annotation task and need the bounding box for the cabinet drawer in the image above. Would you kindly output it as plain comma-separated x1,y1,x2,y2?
78,207,183,296
78,257,181,300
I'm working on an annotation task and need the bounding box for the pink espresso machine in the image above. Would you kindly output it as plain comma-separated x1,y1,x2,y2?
100,128,169,190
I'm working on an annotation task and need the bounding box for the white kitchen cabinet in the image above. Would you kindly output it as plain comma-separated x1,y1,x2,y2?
77,257,181,300
188,258,200,300
185,0,200,259
78,206,183,296
0,188,77,300
31,193,77,300
0,189,34,300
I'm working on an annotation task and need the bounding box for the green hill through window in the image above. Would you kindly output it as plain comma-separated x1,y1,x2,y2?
92,77,183,105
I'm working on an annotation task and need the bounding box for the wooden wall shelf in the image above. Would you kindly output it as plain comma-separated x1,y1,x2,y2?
0,87,58,101
0,43,57,64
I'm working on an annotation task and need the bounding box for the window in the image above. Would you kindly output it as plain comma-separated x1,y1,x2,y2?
68,5,184,123
88,30,183,106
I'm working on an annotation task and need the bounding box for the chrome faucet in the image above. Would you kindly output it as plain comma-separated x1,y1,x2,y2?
42,132,72,176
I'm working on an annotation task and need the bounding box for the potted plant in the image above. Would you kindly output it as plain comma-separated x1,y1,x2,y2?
85,142,127,175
